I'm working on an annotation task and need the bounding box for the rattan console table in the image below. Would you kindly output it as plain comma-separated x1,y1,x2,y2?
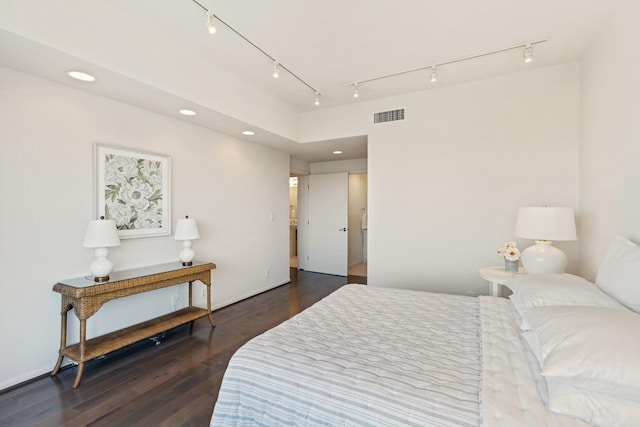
51,260,216,388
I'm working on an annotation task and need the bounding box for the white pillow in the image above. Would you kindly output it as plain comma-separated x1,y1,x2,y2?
546,381,640,427
596,236,640,312
525,305,640,425
509,293,536,330
521,323,640,426
506,273,625,330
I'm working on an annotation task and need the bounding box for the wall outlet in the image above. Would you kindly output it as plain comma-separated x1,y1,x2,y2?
265,268,271,279
201,287,207,299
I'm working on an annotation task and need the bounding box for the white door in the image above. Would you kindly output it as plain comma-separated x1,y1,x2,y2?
307,173,349,276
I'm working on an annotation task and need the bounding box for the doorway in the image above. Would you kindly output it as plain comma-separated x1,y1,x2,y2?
293,172,368,277
306,173,349,275
289,176,298,268
347,173,367,277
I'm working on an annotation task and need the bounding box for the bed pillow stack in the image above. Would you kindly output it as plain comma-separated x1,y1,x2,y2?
507,273,624,330
505,236,640,427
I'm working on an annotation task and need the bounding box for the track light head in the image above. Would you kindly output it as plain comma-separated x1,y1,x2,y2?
523,43,533,63
353,83,359,98
314,92,321,106
430,66,438,83
272,61,280,79
206,13,217,35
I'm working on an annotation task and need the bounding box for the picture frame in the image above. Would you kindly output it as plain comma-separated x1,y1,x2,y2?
95,144,171,239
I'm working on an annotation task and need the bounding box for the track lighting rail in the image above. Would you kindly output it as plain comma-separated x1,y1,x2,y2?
191,0,321,101
190,1,546,104
344,39,547,88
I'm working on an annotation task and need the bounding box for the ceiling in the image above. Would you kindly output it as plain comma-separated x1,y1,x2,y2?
0,0,621,162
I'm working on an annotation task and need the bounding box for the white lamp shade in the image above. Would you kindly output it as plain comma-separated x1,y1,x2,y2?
174,217,200,240
515,207,577,241
83,218,120,248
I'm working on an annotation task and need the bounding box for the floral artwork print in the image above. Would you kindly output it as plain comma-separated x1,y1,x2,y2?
96,145,171,238
104,154,163,229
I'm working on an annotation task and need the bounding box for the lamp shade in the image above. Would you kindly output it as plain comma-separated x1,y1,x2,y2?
174,216,200,240
515,207,576,241
83,217,120,248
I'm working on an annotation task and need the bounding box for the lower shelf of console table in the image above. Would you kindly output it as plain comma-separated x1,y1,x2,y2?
51,261,216,388
59,306,210,362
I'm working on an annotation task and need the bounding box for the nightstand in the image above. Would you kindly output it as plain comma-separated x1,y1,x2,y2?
479,266,526,297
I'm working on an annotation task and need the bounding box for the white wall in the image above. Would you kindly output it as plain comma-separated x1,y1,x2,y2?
290,157,310,175
0,66,290,389
310,159,368,174
302,64,581,295
579,0,640,280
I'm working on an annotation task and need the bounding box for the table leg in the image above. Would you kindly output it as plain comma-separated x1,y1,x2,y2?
207,284,216,328
188,281,196,333
72,319,87,388
491,281,499,297
51,356,64,377
73,363,85,389
51,307,69,376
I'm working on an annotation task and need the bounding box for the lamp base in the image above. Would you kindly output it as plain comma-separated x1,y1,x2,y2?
521,240,567,274
178,240,195,266
89,247,114,282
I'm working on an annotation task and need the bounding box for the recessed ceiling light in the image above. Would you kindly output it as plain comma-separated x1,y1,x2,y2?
333,150,343,155
67,71,96,82
242,130,256,136
179,109,196,116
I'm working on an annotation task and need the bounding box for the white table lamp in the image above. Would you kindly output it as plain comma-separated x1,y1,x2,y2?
515,206,576,274
83,216,120,282
175,215,200,266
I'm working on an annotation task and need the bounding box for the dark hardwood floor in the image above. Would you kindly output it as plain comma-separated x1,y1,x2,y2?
0,269,366,427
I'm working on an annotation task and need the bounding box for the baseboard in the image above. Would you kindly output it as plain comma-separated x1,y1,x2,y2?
0,363,71,392
211,279,290,311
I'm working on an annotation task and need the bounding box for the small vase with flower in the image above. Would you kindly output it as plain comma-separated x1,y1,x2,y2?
497,241,521,273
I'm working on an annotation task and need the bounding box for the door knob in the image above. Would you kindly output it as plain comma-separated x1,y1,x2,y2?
339,228,347,232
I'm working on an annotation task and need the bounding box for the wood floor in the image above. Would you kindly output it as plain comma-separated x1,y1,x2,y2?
0,269,366,427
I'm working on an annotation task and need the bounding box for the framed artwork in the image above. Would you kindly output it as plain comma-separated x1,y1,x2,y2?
95,144,171,239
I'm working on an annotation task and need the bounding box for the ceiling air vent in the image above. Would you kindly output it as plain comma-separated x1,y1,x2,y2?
373,108,405,124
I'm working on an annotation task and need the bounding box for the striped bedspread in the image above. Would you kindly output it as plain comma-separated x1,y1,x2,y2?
210,285,482,426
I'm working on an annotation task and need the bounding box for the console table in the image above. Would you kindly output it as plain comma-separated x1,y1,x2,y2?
51,260,216,388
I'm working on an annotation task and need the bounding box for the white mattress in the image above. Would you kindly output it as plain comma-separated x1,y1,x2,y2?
210,285,590,426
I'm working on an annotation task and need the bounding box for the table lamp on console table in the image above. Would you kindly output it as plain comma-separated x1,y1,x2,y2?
174,215,200,266
83,216,120,282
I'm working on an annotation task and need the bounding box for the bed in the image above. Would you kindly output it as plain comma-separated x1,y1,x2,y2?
210,237,640,426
